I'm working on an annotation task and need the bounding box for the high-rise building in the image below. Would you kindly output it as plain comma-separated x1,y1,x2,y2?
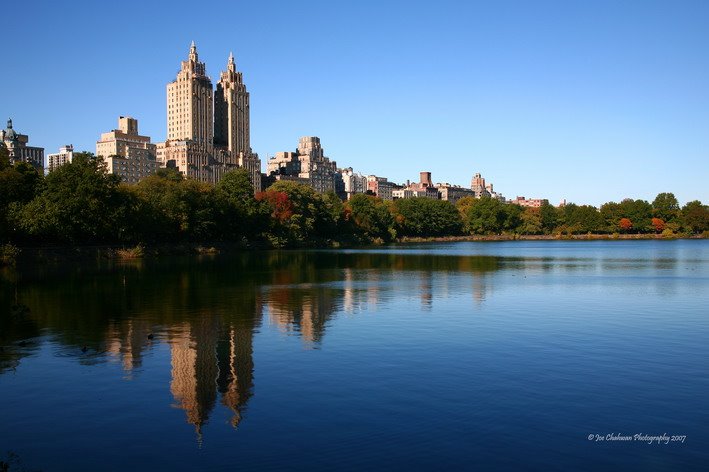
1,118,44,170
167,41,213,146
158,43,261,189
267,137,338,194
215,52,249,157
46,145,74,173
96,116,157,184
471,173,491,198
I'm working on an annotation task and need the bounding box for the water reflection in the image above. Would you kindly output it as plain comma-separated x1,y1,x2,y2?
1,245,697,441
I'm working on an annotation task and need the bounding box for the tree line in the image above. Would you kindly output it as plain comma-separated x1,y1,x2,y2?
1,150,707,248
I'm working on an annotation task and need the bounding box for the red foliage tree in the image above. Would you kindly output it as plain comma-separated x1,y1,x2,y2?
651,217,665,233
619,217,633,232
256,191,293,222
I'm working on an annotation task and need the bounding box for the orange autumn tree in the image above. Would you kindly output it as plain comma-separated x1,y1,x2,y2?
619,218,633,232
651,218,665,233
256,191,293,222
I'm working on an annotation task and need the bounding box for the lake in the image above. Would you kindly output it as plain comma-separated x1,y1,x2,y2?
1,240,708,471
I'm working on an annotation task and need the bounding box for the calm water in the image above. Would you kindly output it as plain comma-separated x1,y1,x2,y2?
1,240,708,471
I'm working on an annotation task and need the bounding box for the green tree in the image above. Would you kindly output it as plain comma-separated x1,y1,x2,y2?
259,181,336,246
600,201,621,232
519,207,543,234
134,169,219,242
394,198,462,237
464,197,507,234
215,168,268,241
652,192,680,223
562,203,604,233
681,200,709,234
346,194,395,242
539,202,560,234
502,203,524,233
0,161,42,241
16,152,129,243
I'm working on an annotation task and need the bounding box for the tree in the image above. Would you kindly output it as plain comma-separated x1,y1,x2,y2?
681,200,709,234
651,218,665,233
616,199,652,233
502,203,523,233
464,197,507,234
652,192,680,223
393,198,462,237
215,168,268,241
619,218,633,232
519,207,543,234
600,201,621,232
257,181,336,246
562,203,604,234
0,161,42,241
16,152,130,243
346,194,395,242
134,169,219,242
539,202,560,234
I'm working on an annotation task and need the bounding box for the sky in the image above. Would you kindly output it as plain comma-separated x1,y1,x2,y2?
5,0,708,206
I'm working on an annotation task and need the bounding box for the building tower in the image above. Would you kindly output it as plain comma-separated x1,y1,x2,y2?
167,41,213,148
214,52,250,159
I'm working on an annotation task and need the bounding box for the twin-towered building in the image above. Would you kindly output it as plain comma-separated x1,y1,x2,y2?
90,42,261,189
156,42,261,189
20,42,545,205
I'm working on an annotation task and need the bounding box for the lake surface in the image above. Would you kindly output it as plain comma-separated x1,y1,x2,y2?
1,240,708,471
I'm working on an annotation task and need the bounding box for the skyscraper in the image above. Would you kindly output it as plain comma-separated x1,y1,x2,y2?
214,52,249,158
167,41,213,147
157,43,260,188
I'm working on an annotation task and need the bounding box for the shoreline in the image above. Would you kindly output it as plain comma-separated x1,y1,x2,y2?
397,233,707,243
2,232,706,267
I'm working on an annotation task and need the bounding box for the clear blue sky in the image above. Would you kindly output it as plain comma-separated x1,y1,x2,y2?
6,0,708,206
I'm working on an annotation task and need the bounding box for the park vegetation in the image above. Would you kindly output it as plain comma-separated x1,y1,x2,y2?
1,150,707,254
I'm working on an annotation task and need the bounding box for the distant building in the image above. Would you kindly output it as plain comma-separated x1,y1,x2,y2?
96,116,157,184
436,183,475,204
267,137,338,194
470,172,505,201
392,188,415,200
46,145,74,173
511,196,548,208
397,171,439,199
367,175,394,200
0,118,44,170
470,173,491,198
339,167,368,200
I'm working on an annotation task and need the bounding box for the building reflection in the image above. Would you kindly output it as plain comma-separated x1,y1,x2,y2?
1,250,505,442
266,288,339,347
106,319,152,377
168,313,257,443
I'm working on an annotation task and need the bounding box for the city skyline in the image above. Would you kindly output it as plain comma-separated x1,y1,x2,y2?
5,0,709,206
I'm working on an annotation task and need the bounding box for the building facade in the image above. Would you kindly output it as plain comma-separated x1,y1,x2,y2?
46,145,74,173
96,116,157,184
436,184,476,204
158,43,261,189
339,167,368,200
1,119,44,170
266,137,338,194
367,175,394,200
511,196,548,208
471,173,491,198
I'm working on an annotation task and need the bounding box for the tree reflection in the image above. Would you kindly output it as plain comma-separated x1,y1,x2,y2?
0,249,503,440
